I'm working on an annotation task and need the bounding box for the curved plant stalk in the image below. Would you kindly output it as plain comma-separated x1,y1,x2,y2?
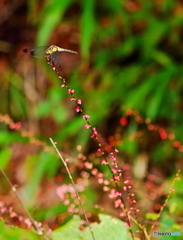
49,138,96,240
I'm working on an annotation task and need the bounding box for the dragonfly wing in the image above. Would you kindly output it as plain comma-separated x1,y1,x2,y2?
49,51,62,69
23,46,48,58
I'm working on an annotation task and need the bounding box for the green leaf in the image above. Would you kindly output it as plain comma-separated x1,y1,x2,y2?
52,217,81,240
0,148,11,169
125,75,156,109
0,131,28,144
146,213,158,221
0,220,41,240
52,214,135,240
85,214,132,240
36,101,52,117
142,19,169,51
55,117,84,141
151,50,172,66
119,139,138,156
80,0,96,60
147,69,175,119
24,151,57,200
37,0,74,45
147,68,175,119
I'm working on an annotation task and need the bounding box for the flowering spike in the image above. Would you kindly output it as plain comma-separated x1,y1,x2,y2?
68,88,75,94
114,148,119,153
103,186,109,191
90,134,96,138
75,106,81,113
84,124,91,129
101,159,108,165
77,99,82,105
124,180,129,184
111,168,117,173
83,114,90,119
115,191,122,196
92,127,98,135
113,176,120,181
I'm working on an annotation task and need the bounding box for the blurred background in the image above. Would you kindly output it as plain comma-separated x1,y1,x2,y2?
0,0,183,235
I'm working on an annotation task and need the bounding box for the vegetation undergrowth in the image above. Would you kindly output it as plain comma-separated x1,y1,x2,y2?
0,46,182,240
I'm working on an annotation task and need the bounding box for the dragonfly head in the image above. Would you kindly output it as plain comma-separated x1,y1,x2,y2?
45,45,58,55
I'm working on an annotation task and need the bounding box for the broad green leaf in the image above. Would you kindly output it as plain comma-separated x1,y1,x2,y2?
84,214,133,240
52,214,135,240
0,220,41,240
52,217,82,240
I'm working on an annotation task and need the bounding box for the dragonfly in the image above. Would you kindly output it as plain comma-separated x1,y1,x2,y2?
23,45,78,70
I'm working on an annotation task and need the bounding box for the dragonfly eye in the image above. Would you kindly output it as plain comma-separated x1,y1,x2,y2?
45,50,50,54
23,48,28,54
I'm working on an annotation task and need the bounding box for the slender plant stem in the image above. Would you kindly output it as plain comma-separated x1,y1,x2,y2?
0,168,50,240
49,138,96,240
149,169,180,236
